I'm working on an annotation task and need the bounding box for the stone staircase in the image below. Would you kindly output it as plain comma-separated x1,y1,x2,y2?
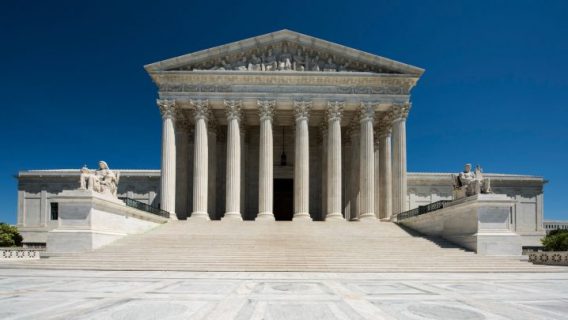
2,220,565,272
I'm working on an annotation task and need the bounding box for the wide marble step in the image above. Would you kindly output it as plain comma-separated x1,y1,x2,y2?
2,221,564,272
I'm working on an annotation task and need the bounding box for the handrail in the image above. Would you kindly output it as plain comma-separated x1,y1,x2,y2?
119,197,170,218
396,200,452,221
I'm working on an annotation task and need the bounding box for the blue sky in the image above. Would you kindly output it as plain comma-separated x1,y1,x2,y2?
1,0,567,224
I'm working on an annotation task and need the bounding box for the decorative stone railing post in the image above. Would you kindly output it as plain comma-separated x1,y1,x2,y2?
223,100,243,221
391,104,410,216
359,102,376,221
158,99,177,219
293,101,311,221
377,115,393,220
257,100,276,221
326,101,344,220
190,99,210,220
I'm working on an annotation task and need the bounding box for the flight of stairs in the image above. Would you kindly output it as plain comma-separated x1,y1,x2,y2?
2,220,565,272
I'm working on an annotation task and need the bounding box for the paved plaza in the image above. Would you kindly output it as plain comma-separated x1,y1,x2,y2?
1,269,567,319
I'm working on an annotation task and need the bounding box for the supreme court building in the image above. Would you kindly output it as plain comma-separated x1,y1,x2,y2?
16,30,546,248
146,29,420,221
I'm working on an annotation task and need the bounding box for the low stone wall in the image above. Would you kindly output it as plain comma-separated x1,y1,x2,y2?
528,251,568,266
398,194,522,256
0,248,43,260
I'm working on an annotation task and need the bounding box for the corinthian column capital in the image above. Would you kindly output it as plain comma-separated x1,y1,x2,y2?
190,99,209,121
224,100,243,122
359,102,376,123
258,100,276,122
327,101,344,122
294,100,312,122
390,103,411,121
157,99,177,119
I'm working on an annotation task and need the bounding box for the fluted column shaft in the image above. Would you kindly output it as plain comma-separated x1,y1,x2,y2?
321,123,328,220
378,124,392,220
224,100,243,220
257,101,275,220
359,103,375,220
158,99,177,219
191,100,209,219
293,101,311,220
326,102,344,220
349,124,360,220
391,104,410,216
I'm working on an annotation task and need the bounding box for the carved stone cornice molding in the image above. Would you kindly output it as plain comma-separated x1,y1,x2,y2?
359,102,376,123
190,99,209,121
153,73,417,91
326,101,344,123
293,101,312,122
224,99,243,122
157,99,176,119
258,100,276,122
391,103,411,121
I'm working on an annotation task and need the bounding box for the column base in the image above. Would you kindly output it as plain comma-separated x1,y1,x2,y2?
190,211,210,220
359,213,377,221
325,212,345,221
222,212,243,221
256,212,275,221
169,213,178,220
293,212,312,221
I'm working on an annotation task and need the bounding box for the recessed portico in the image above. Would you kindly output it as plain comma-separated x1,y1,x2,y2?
145,29,423,221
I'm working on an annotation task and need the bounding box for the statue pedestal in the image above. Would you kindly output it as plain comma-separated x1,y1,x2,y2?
399,194,522,256
46,190,168,254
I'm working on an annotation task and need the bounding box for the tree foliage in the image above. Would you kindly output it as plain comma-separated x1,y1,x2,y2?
0,223,23,247
541,229,568,251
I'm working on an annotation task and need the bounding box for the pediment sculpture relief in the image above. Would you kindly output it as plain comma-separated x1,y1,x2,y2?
171,41,398,74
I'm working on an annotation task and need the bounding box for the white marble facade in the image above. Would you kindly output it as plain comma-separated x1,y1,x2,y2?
145,29,421,223
15,30,547,247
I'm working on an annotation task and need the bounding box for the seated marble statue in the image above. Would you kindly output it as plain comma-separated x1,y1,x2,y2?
79,161,120,197
452,163,492,199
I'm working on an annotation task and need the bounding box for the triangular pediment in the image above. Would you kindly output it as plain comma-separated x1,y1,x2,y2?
145,30,424,75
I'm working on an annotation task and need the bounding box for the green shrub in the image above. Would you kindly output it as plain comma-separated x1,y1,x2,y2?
541,229,568,251
0,223,23,247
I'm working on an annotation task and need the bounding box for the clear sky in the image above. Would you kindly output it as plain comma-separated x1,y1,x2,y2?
1,0,567,224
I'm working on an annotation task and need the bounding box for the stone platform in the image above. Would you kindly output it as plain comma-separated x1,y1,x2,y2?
2,220,564,272
1,269,567,319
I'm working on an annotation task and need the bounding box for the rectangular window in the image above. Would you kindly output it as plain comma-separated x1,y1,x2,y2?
50,202,59,220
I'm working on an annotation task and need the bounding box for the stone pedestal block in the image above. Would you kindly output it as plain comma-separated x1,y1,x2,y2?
46,190,167,254
399,194,522,256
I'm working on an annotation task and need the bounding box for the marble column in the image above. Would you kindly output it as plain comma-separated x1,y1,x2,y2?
158,99,177,219
359,103,376,221
349,120,360,220
207,119,217,220
391,104,410,216
320,122,328,220
175,114,191,219
223,100,243,221
378,117,393,220
257,100,275,221
293,101,311,221
326,101,344,220
190,99,210,220
240,125,246,217
374,131,380,219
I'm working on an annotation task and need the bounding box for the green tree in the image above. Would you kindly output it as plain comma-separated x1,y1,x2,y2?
541,229,568,251
0,223,23,247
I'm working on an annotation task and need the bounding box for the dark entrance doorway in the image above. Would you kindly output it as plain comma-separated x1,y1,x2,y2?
274,179,294,221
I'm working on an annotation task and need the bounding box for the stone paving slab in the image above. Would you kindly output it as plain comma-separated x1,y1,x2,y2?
0,269,567,319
